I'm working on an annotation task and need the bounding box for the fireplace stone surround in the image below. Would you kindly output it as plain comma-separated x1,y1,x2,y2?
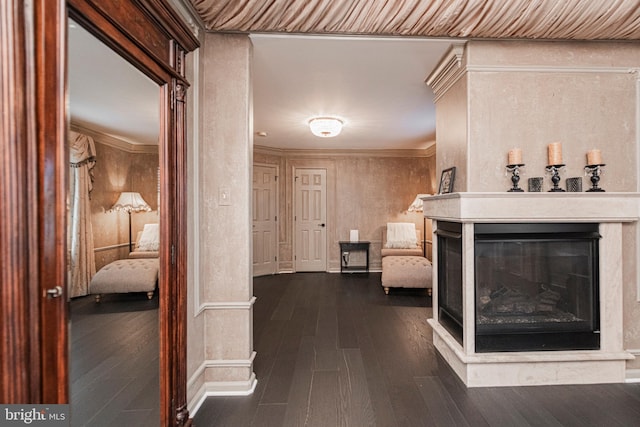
423,192,640,387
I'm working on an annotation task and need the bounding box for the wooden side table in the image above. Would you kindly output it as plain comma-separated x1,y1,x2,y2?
339,241,370,273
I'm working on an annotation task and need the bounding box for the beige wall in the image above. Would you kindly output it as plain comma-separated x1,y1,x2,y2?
81,130,159,270
434,75,468,193
432,40,640,370
465,40,638,193
254,148,436,271
188,33,254,402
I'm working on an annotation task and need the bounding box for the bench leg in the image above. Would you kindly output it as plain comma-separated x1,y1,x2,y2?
384,287,389,295
147,291,154,300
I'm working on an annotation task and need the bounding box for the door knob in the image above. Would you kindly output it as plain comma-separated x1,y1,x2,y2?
45,286,63,299
318,223,325,227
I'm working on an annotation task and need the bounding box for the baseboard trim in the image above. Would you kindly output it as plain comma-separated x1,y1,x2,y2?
625,349,640,383
625,369,640,383
188,373,258,416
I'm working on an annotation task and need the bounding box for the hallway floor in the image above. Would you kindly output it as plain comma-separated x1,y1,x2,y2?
193,272,640,426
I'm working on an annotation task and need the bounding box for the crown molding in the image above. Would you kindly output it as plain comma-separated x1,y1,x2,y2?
71,123,158,154
254,143,436,158
465,64,640,75
165,0,204,39
425,43,466,103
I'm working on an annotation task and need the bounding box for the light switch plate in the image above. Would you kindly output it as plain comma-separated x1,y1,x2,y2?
219,186,231,206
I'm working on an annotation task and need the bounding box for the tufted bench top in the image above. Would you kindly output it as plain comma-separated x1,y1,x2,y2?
381,255,432,293
90,258,159,296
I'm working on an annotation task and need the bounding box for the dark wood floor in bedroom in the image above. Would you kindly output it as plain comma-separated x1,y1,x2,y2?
195,272,640,427
70,293,159,427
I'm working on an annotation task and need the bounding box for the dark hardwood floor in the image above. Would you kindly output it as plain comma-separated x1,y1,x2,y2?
194,272,640,427
70,293,159,427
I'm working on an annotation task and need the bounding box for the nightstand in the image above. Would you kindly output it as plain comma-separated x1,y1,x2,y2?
339,241,370,273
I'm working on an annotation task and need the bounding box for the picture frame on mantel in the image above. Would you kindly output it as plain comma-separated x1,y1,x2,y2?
438,167,456,194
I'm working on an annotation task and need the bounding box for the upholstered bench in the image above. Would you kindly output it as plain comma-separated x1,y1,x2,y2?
381,256,432,296
89,258,159,302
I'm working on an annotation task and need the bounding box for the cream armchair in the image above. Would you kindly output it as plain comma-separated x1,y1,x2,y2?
380,222,433,295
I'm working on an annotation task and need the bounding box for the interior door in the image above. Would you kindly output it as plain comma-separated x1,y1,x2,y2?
294,168,327,272
252,165,277,276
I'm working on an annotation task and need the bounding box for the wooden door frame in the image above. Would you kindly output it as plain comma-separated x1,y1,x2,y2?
1,0,198,425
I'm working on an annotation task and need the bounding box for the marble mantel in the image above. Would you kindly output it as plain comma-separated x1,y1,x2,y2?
423,192,640,387
422,192,640,223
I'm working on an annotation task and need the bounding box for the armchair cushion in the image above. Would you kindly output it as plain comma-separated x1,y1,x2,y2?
381,223,423,257
129,223,159,258
384,222,418,249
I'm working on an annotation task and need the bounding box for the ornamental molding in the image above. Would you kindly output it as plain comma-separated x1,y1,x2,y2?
425,44,466,103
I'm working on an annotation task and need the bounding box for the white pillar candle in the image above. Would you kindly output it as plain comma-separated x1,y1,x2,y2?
586,149,602,165
548,142,562,165
508,148,522,165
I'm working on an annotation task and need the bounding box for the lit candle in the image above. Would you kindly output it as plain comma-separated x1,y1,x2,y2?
508,148,522,165
586,149,602,165
548,142,562,165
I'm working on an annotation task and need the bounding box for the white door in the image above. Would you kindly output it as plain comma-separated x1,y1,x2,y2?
294,168,327,272
252,165,278,276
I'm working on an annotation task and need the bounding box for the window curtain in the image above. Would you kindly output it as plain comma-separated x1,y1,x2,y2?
69,131,97,298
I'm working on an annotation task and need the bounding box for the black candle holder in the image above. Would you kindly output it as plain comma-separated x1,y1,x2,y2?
545,164,566,192
585,164,606,192
506,164,524,192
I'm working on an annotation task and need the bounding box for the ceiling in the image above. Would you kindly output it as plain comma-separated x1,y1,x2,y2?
69,0,640,150
251,34,453,150
68,21,159,146
69,22,452,150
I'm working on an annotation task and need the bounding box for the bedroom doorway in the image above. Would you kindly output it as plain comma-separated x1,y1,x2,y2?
1,1,195,420
67,18,161,424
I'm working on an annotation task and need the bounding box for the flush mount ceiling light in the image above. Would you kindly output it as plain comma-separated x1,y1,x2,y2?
308,117,343,138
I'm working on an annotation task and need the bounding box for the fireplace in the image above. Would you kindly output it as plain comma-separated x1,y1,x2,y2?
474,223,600,352
423,193,638,387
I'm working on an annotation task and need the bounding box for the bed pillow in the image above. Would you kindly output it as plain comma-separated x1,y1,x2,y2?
385,222,418,249
137,223,160,251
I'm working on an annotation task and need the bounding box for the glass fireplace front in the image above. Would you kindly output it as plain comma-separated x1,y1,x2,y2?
474,223,601,353
437,221,463,345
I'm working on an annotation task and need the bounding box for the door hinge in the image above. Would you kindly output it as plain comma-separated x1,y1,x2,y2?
171,244,176,265
275,256,277,261
275,215,277,222
171,88,175,110
275,175,278,181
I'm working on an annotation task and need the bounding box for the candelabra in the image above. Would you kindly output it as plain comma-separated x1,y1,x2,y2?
584,164,606,192
545,164,566,192
506,164,524,192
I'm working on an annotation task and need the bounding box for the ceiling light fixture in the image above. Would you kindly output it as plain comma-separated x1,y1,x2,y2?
309,117,343,138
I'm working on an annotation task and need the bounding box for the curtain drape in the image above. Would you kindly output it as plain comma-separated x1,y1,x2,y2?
190,0,640,40
69,131,97,298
